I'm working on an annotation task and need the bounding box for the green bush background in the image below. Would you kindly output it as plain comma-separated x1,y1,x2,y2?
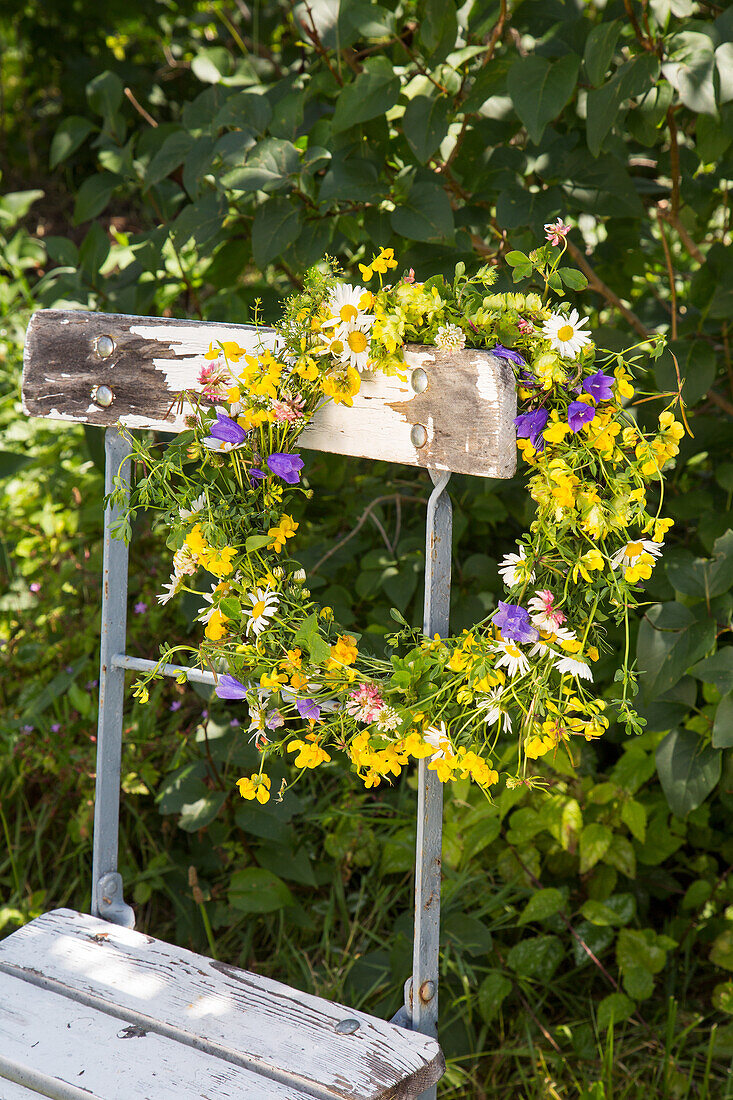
3,1,733,1095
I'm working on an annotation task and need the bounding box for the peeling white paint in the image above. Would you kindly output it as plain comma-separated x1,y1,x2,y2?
474,355,500,404
47,408,87,423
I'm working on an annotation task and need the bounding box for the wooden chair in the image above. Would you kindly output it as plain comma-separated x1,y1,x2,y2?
0,309,515,1100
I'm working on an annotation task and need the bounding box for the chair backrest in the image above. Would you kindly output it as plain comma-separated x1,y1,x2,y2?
22,308,517,1056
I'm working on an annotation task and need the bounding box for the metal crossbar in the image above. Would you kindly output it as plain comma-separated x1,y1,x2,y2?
92,426,451,1086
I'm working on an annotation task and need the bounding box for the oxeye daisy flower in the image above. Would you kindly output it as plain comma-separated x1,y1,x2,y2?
554,654,593,681
337,322,371,370
322,283,373,330
423,720,452,760
244,587,279,636
498,545,535,588
178,492,206,520
477,688,512,733
611,539,663,583
542,309,592,359
493,638,530,678
156,573,184,605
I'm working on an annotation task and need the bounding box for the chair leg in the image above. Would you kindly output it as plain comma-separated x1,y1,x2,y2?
91,428,135,929
411,471,452,1097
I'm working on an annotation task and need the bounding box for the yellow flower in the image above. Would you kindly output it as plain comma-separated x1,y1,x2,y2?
402,730,435,759
185,523,209,556
614,366,634,399
260,671,288,690
296,356,319,381
572,548,605,583
359,247,398,281
268,515,299,553
206,340,245,362
543,411,572,445
201,546,236,578
323,366,361,406
237,773,271,804
204,607,229,641
288,733,331,769
525,734,554,759
329,635,359,666
653,517,674,542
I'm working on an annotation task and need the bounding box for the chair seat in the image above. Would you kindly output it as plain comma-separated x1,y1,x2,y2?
0,909,444,1100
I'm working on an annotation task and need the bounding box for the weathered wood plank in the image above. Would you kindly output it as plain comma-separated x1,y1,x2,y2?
0,1076,51,1099
22,309,517,479
0,909,444,1100
0,970,318,1100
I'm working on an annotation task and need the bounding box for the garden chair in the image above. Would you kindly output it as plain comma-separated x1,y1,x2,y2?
0,308,515,1099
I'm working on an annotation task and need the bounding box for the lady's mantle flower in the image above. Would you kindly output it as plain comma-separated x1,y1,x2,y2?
544,218,571,246
542,310,592,359
582,370,615,403
528,590,566,633
216,674,248,701
244,588,279,636
266,452,304,485
567,401,596,433
498,545,535,588
493,601,539,644
435,323,466,354
203,409,248,452
492,638,530,679
515,409,548,450
611,539,663,583
554,654,593,681
492,344,526,366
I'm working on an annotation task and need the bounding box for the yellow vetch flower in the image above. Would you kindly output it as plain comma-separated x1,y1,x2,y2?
288,733,331,769
323,366,361,406
268,515,299,553
329,635,359,666
237,773,271,804
614,366,634,399
185,523,209,556
205,607,229,640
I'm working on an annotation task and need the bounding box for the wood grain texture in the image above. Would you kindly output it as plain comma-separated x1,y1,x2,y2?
0,970,317,1100
0,909,444,1100
22,309,517,479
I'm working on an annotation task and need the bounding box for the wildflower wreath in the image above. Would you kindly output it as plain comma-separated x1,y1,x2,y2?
121,225,684,806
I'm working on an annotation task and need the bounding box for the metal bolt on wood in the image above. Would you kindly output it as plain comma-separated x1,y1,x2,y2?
335,1019,361,1035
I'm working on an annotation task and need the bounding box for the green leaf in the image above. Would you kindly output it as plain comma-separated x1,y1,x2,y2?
586,54,660,156
713,692,733,748
656,729,722,817
654,339,716,410
403,93,452,164
0,451,34,478
667,529,733,600
663,31,716,115
50,117,95,169
221,137,300,194
86,71,124,118
72,173,119,224
173,192,228,248
621,799,647,843
228,868,293,913
581,899,625,927
0,189,44,229
690,649,733,695
252,198,302,268
419,0,458,58
506,935,563,981
390,181,454,242
558,267,588,291
505,250,530,267
517,888,565,925
478,971,513,1024
713,982,733,1014
617,928,668,975
602,834,636,880
294,611,331,665
245,534,273,552
637,603,715,703
178,791,227,831
579,822,613,872
78,223,110,281
332,57,400,132
507,54,580,145
191,46,234,84
597,992,635,1030
711,930,733,971
145,131,196,190
622,966,655,1000
584,20,622,87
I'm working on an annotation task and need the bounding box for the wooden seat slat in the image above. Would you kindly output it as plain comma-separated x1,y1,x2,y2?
0,910,444,1100
22,309,517,479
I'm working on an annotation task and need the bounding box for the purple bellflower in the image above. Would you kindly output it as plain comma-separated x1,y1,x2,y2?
203,410,248,451
215,674,248,701
248,467,266,483
493,601,539,644
296,698,322,722
266,452,305,485
514,408,549,451
492,344,527,367
567,401,596,433
582,370,615,403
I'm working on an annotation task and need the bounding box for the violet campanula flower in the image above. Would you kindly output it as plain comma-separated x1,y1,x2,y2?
248,467,266,483
297,698,322,722
266,452,305,485
215,674,248,701
492,344,527,367
493,601,539,644
203,409,248,452
514,409,548,450
582,370,615,403
567,401,596,433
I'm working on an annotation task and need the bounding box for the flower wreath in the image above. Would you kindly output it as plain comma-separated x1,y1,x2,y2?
122,225,684,807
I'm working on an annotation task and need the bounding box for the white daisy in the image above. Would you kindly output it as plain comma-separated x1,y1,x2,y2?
423,720,452,760
435,323,466,354
493,638,530,678
337,322,371,370
554,654,593,681
610,539,663,571
156,573,184,605
528,638,558,659
322,283,374,330
318,330,348,360
477,688,512,733
196,581,231,623
542,309,592,359
244,587,279,637
178,492,206,520
498,546,535,589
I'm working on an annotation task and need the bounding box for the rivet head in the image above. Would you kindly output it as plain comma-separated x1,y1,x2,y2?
410,423,428,448
95,335,115,358
335,1018,360,1035
91,384,114,408
411,367,428,393
419,981,436,1003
